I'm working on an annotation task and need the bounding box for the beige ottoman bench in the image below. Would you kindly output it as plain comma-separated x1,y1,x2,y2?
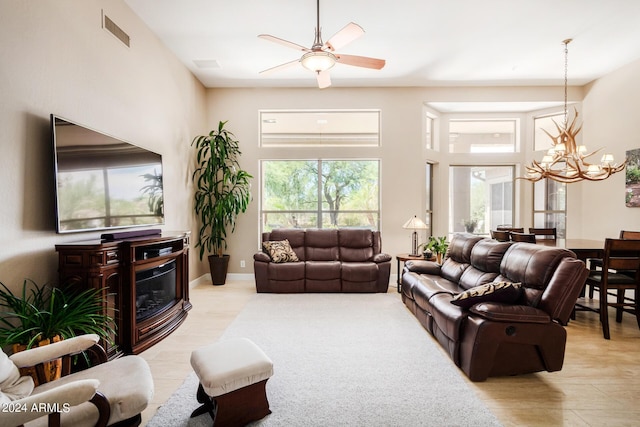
190,337,274,426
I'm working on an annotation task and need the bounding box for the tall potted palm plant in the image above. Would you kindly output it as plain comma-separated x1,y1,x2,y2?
192,121,252,285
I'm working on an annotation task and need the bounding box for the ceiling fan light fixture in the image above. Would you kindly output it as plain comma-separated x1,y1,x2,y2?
301,51,336,72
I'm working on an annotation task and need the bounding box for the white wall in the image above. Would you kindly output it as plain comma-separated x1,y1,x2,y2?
569,58,640,240
205,86,574,274
0,0,207,290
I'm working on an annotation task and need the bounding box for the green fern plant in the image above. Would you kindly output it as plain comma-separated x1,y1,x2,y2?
0,279,116,349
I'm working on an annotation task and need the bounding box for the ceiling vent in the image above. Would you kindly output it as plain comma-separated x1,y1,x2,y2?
102,10,130,47
193,59,221,69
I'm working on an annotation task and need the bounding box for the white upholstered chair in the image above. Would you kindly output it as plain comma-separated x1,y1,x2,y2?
1,334,153,427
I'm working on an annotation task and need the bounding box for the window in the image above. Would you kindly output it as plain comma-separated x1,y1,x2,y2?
533,112,565,151
261,160,380,232
449,119,517,153
533,179,566,238
425,114,435,150
424,162,434,237
260,110,380,147
532,111,567,236
449,165,514,235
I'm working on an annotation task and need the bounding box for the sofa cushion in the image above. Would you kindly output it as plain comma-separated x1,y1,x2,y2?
412,275,460,312
439,233,483,283
267,261,305,280
499,243,575,306
500,244,574,289
470,302,551,324
263,240,300,263
458,267,500,290
305,229,339,261
429,293,468,341
450,281,523,309
306,260,341,280
470,239,512,273
341,262,378,282
338,229,374,262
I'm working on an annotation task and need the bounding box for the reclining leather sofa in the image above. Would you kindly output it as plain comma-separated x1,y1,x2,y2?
401,233,588,381
254,228,391,293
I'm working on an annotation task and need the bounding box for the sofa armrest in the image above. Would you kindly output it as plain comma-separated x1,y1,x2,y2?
404,260,441,275
254,252,270,262
470,302,551,324
373,253,391,263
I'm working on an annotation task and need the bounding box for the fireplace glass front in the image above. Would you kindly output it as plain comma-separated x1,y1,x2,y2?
135,260,176,321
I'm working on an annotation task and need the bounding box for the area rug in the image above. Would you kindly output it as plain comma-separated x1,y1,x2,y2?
147,293,502,426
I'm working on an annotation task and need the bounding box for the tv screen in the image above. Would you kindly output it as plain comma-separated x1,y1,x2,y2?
51,115,164,233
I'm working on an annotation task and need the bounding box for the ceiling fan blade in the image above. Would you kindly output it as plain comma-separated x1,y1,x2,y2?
336,53,386,70
316,71,331,89
259,59,300,74
258,34,310,52
323,22,364,51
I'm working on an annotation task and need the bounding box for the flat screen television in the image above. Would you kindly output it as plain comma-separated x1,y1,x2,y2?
51,114,164,233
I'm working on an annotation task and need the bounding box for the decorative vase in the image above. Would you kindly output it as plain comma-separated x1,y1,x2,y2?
13,335,63,386
436,253,443,264
423,250,433,260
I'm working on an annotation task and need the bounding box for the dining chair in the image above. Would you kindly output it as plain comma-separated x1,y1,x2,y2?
581,238,640,339
496,226,524,233
490,230,511,242
510,232,536,243
529,227,557,240
587,229,640,297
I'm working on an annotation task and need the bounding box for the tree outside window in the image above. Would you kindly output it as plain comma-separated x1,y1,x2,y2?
261,160,380,232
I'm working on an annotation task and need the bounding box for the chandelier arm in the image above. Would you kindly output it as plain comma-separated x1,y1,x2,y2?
580,148,602,161
541,128,561,144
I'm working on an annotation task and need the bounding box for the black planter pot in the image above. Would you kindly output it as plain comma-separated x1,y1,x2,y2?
208,254,230,285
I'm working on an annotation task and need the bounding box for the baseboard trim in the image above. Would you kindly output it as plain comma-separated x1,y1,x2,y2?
189,273,254,288
190,274,394,288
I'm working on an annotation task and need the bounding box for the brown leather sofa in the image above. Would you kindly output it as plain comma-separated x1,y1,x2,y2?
401,233,589,381
254,228,391,293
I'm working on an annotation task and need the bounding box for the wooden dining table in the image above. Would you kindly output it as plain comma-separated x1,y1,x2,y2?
536,238,604,262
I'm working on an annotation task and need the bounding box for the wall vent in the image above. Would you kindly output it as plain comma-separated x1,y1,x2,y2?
102,11,130,47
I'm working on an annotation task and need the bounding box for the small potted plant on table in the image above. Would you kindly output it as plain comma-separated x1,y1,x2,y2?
429,236,449,264
418,241,434,260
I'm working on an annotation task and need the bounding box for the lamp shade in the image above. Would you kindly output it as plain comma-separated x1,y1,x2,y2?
301,51,336,72
403,215,428,230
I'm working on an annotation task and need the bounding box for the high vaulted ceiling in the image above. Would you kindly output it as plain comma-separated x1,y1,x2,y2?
124,0,640,89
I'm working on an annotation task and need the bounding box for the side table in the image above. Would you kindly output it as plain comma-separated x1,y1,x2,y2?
395,253,427,293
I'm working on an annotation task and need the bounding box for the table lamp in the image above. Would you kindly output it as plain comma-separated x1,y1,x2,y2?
403,215,428,256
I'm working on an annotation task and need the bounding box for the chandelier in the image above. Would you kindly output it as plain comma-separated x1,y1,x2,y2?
522,39,626,183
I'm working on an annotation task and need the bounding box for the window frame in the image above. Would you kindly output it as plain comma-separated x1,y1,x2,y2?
260,158,381,233
448,118,519,154
448,164,516,236
259,109,381,148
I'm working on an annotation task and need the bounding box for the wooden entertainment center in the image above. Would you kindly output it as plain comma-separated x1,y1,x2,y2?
55,231,191,359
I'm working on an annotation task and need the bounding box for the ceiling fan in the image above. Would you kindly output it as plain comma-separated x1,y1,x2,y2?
258,0,386,88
